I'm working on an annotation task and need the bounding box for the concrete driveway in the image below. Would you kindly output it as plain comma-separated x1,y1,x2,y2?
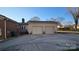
0,34,79,51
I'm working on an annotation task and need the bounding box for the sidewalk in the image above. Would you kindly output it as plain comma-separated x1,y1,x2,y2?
56,31,79,34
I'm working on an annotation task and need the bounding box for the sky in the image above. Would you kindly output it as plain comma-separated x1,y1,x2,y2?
0,7,75,25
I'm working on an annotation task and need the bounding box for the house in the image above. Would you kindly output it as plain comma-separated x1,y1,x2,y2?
73,24,79,29
27,21,59,34
0,14,60,38
19,18,28,34
0,15,20,39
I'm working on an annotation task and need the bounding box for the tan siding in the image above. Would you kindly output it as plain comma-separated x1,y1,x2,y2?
27,22,58,34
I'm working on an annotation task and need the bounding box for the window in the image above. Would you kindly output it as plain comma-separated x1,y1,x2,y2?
22,25,25,30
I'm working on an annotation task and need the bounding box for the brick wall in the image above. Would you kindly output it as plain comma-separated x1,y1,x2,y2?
0,20,5,38
0,17,20,39
6,20,20,37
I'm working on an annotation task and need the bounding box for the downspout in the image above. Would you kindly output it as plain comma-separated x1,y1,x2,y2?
4,18,7,39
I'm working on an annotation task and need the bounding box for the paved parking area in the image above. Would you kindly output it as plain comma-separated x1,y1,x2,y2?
0,34,79,51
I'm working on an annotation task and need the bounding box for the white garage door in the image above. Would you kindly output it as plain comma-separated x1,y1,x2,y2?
45,27,54,34
32,27,43,34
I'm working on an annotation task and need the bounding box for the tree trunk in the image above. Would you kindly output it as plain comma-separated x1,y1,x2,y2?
75,23,77,31
75,19,78,31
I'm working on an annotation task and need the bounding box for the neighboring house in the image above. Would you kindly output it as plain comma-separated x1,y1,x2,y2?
77,25,79,29
27,21,59,34
0,15,20,38
73,25,79,29
19,18,28,34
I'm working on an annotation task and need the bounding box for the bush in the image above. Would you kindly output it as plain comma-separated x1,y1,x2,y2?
58,27,73,31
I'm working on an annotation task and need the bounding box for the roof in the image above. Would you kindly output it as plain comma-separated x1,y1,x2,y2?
19,22,28,25
27,21,59,24
0,14,18,24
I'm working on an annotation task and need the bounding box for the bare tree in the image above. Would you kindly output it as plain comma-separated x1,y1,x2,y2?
49,17,64,25
67,7,79,31
56,17,65,23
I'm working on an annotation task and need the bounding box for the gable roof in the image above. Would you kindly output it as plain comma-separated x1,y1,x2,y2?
0,14,18,24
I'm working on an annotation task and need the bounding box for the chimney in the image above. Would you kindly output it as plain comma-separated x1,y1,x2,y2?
22,18,25,23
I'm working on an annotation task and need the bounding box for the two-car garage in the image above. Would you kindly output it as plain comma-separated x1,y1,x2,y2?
32,26,55,34
27,21,58,35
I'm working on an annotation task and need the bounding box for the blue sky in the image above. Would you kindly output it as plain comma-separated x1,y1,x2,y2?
0,7,74,25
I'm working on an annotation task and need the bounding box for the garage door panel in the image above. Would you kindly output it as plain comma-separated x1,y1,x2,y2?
45,27,54,34
32,27,43,34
